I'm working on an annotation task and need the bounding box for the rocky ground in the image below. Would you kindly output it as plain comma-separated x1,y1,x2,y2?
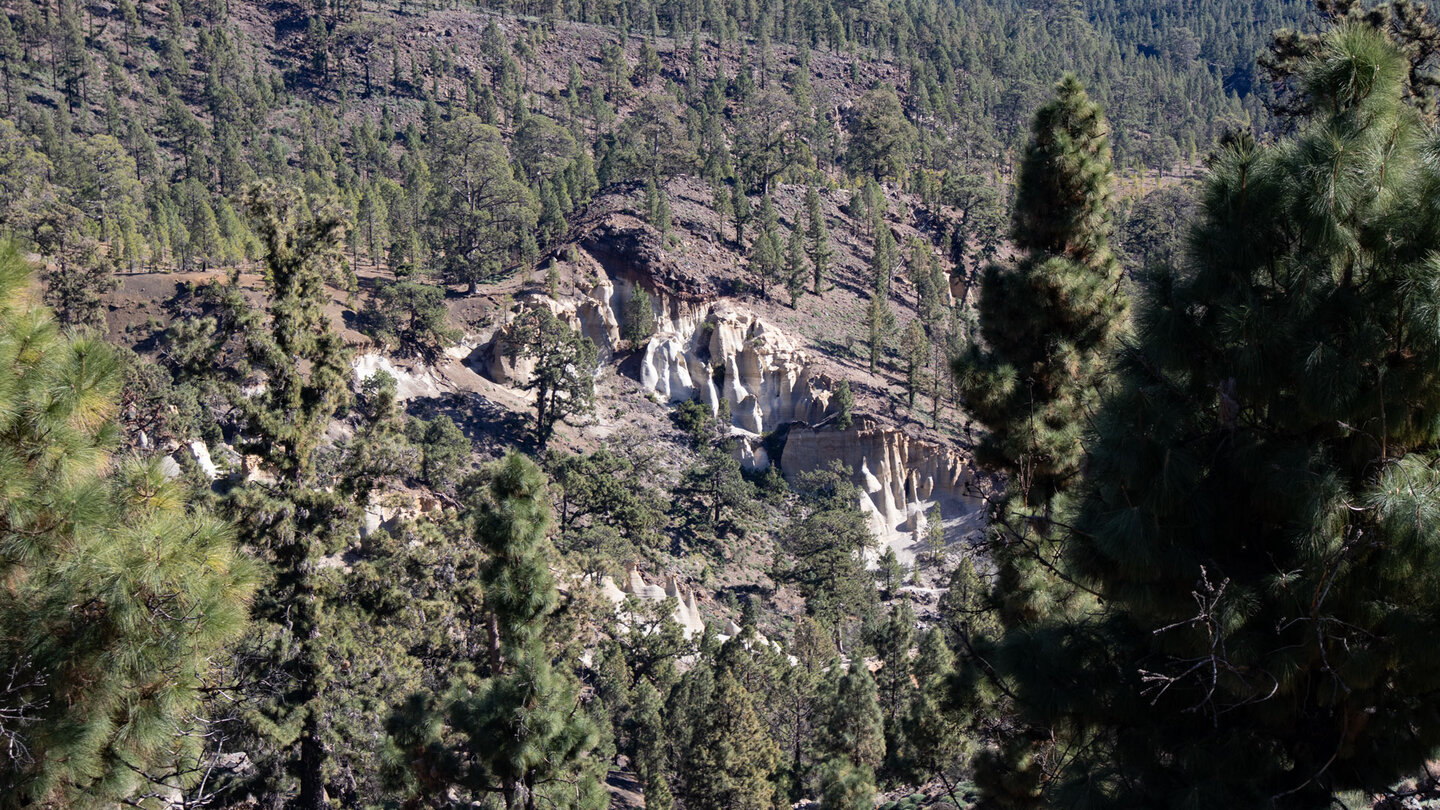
104,171,996,575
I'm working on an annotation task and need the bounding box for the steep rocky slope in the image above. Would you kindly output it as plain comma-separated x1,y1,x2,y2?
449,178,991,563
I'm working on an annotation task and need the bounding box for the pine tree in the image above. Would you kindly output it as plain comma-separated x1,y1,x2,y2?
847,87,916,181
1004,28,1440,809
871,601,916,772
832,379,853,429
356,183,390,270
388,454,607,810
731,186,750,244
768,215,797,296
950,75,1127,809
429,115,537,293
899,629,971,806
644,177,661,226
631,680,673,810
900,319,928,408
539,179,567,243
749,225,782,299
42,235,115,328
362,279,459,362
773,464,874,639
675,667,780,810
0,13,19,115
954,73,1127,504
624,286,656,344
212,182,357,810
817,662,884,769
510,307,598,451
679,446,757,541
0,242,256,807
817,759,876,810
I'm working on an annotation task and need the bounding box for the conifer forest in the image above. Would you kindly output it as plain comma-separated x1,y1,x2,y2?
9,0,1440,807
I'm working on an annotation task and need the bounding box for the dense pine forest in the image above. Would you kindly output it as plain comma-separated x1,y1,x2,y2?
7,0,1440,808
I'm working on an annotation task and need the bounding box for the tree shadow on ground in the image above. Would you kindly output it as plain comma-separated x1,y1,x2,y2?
405,390,534,459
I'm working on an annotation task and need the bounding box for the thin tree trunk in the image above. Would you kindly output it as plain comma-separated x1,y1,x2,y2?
296,713,327,810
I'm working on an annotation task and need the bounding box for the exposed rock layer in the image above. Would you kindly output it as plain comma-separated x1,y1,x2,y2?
781,417,985,561
472,259,985,562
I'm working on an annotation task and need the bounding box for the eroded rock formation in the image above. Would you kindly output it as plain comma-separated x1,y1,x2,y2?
472,254,986,564
597,563,706,638
641,299,835,435
781,416,986,562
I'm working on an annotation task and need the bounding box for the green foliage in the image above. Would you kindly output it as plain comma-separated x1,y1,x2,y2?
343,371,421,505
387,454,607,810
41,236,115,329
547,447,667,554
198,181,360,810
670,665,781,810
642,178,674,237
1261,0,1440,122
234,180,355,482
865,288,896,375
806,184,832,294
899,629,971,799
731,186,752,244
832,379,854,429
0,242,255,807
817,662,885,769
624,286,657,344
785,223,808,307
991,27,1440,809
428,115,537,292
818,759,877,810
773,463,875,634
900,319,928,408
870,601,917,771
750,223,784,299
950,76,1128,809
672,398,715,445
406,414,471,488
1115,185,1200,273
510,307,599,451
677,446,758,544
954,74,1127,505
937,557,999,650
361,278,459,362
876,546,906,596
847,88,916,181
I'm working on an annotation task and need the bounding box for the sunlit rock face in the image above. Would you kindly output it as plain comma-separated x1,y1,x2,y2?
475,277,835,436
638,296,834,434
596,563,705,638
780,417,986,564
472,269,986,564
472,275,622,388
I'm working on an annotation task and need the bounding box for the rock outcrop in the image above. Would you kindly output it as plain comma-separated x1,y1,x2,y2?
641,299,836,435
473,273,623,388
477,274,836,434
781,416,986,563
594,564,782,653
470,248,987,564
597,563,706,638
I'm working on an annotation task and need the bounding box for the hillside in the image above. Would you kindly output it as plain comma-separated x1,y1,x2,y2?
14,1,1440,810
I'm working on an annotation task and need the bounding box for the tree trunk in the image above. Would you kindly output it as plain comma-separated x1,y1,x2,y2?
487,613,502,673
295,713,327,810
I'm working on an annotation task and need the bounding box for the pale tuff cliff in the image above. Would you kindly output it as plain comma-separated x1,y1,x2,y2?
598,563,707,637
474,265,986,564
781,417,986,562
640,298,834,435
476,271,832,436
